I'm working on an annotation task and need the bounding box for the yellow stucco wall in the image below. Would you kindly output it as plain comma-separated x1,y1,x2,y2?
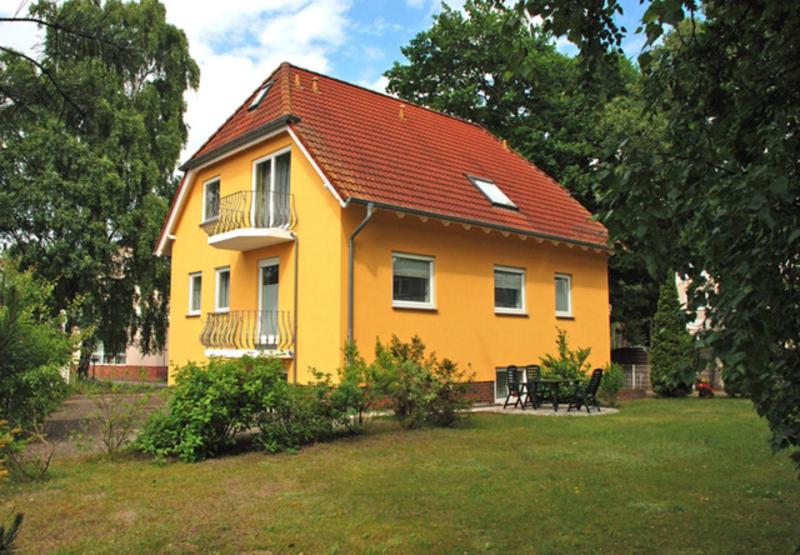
346,208,611,389
167,131,344,383
167,133,610,391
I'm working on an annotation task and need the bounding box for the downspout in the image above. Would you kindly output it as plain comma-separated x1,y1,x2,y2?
347,203,376,347
291,232,299,384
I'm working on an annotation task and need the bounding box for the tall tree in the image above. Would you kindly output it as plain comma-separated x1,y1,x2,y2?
385,0,662,345
0,0,199,363
509,0,800,466
650,274,695,397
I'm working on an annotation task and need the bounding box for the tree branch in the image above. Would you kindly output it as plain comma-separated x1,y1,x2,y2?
0,16,130,53
0,45,85,117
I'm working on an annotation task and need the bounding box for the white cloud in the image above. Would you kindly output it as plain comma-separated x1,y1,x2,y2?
357,75,390,94
161,0,352,161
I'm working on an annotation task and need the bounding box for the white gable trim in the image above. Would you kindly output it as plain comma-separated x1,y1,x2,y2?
287,127,346,208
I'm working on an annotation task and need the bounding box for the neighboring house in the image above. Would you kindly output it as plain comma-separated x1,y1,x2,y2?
89,339,168,383
155,62,611,402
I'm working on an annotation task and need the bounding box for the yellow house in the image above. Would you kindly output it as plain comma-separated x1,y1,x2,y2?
155,62,611,402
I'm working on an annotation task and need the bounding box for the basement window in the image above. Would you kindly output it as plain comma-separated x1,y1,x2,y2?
467,175,517,209
248,81,273,110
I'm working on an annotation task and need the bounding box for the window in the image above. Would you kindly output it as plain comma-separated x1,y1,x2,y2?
494,266,525,314
188,272,202,315
467,175,517,209
555,273,572,317
203,178,220,222
392,253,435,309
253,149,291,227
248,81,273,110
215,267,230,312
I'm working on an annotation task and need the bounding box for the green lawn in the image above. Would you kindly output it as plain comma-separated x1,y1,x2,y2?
2,398,798,554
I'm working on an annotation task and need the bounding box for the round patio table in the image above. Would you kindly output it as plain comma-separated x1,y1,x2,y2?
530,379,580,412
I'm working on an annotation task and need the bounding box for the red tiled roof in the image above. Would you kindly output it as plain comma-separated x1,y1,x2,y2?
166,62,608,250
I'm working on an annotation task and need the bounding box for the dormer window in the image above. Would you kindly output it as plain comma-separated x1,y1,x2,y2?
467,175,517,209
248,81,273,110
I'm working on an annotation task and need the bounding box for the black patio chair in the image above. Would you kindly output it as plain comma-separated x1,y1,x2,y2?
568,368,603,413
522,364,541,409
503,365,524,409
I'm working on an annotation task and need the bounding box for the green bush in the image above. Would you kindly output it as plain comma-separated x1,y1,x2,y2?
598,363,625,406
650,275,696,397
372,336,472,429
136,357,286,462
256,377,337,453
539,328,592,380
0,256,72,430
330,343,376,434
722,365,749,398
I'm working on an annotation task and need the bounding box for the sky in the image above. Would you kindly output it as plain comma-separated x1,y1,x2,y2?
1,0,649,161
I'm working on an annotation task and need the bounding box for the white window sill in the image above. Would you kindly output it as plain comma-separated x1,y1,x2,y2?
214,308,230,314
201,216,220,225
392,301,437,311
556,312,574,319
186,311,201,318
495,308,528,316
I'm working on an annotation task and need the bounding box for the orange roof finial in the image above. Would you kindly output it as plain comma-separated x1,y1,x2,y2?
294,74,302,89
399,103,406,120
311,76,319,93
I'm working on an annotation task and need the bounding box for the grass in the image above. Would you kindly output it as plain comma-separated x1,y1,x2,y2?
2,398,798,554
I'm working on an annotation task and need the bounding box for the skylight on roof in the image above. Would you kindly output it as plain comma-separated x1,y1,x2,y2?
468,176,517,209
248,81,273,110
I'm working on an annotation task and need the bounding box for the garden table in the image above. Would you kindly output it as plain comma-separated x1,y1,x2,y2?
525,379,580,412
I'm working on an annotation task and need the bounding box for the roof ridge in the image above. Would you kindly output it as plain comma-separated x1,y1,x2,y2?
284,62,492,135
184,64,285,165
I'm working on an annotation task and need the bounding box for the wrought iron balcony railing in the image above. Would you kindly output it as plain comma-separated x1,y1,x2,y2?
201,190,296,237
200,310,294,354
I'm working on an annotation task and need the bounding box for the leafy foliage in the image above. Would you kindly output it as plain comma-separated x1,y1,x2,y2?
136,357,281,462
330,343,377,434
0,0,199,363
721,365,749,399
0,255,72,430
0,513,23,553
372,336,473,429
510,0,800,466
650,275,695,397
598,362,625,407
539,328,592,381
82,389,157,455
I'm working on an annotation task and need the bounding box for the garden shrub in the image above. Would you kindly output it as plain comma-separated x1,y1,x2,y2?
539,328,592,380
650,275,696,397
330,343,376,434
372,336,472,429
137,356,286,462
256,376,338,453
598,362,625,406
0,256,72,431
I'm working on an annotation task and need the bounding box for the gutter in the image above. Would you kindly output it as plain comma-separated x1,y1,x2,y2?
291,232,299,384
347,203,376,346
346,198,609,251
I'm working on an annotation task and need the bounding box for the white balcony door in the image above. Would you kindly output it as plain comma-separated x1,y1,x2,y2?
253,150,291,228
258,260,279,347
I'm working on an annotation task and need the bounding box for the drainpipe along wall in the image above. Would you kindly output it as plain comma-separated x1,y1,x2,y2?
347,203,376,347
291,232,299,384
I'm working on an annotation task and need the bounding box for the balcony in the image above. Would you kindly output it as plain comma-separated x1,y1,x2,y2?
201,190,296,251
200,310,294,358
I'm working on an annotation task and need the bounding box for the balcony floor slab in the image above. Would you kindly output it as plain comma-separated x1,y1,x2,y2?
208,228,293,251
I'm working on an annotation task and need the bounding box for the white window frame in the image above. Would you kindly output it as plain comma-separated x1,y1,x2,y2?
188,272,202,316
467,174,517,209
392,252,436,310
555,273,573,318
494,265,526,315
215,266,230,313
202,177,221,223
251,146,292,228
